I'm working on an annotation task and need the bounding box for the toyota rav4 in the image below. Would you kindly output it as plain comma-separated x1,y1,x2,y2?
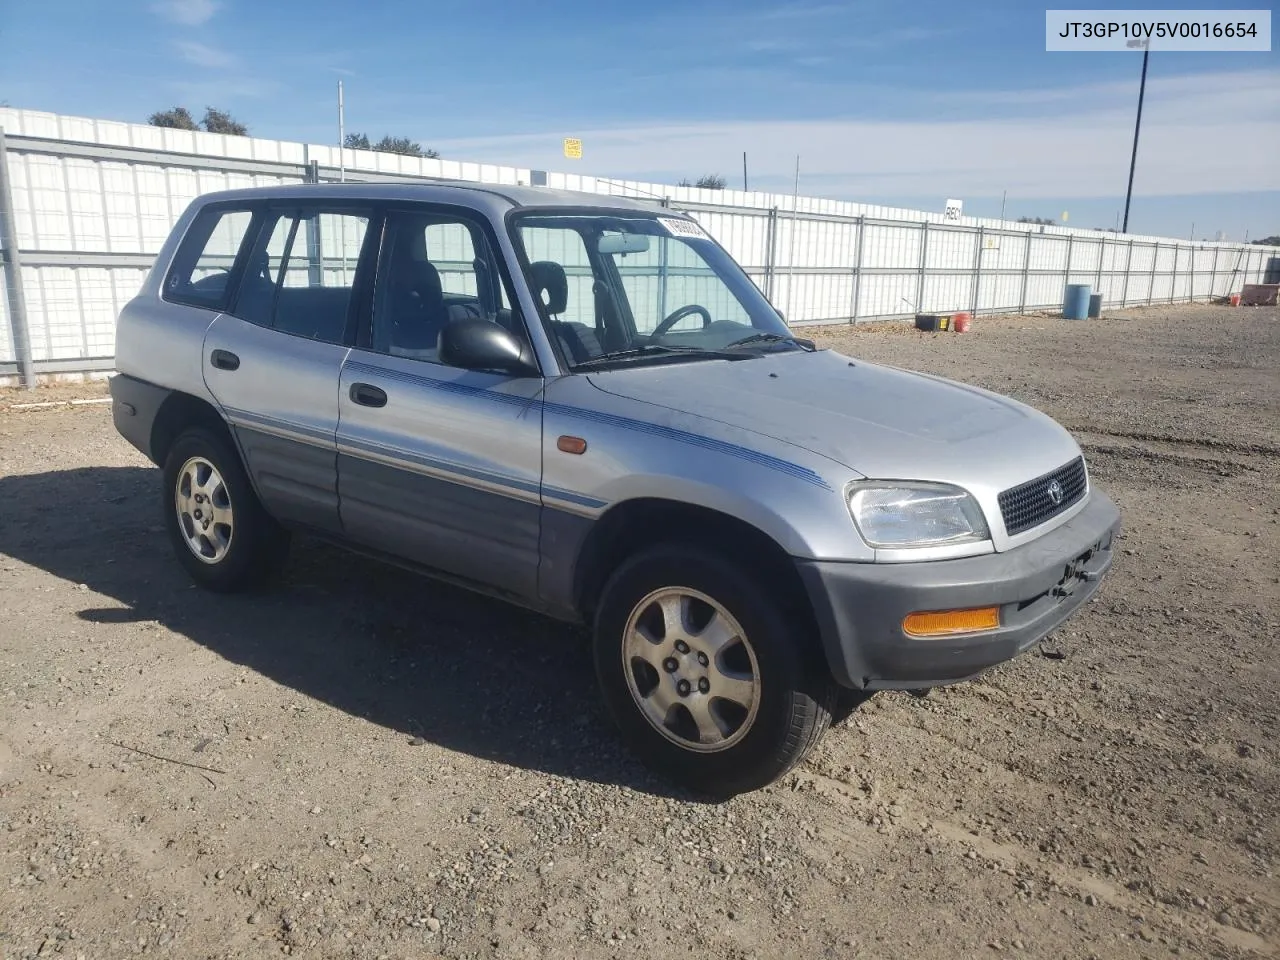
109,183,1120,796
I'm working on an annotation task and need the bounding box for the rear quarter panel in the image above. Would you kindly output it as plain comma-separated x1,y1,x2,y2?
113,197,220,405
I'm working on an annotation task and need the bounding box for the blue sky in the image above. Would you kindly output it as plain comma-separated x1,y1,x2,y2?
2,0,1277,239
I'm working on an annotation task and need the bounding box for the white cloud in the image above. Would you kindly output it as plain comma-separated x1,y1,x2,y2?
176,40,235,69
152,0,218,26
431,70,1280,200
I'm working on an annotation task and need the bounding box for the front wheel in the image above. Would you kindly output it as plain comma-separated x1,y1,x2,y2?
162,427,289,592
593,545,836,797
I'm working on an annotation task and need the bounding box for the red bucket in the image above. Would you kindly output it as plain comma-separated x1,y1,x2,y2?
953,311,972,333
1229,294,1241,307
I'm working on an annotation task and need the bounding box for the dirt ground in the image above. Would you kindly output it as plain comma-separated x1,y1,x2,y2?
1,303,1277,960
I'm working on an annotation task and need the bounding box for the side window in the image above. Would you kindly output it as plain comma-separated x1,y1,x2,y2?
519,226,595,328
163,207,255,310
234,208,370,344
425,222,478,299
371,212,517,363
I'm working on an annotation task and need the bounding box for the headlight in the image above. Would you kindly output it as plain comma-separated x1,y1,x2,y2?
847,482,990,548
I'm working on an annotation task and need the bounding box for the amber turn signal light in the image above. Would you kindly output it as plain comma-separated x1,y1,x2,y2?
557,435,587,455
902,606,1000,638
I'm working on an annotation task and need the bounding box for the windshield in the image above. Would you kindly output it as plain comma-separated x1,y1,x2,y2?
513,211,799,369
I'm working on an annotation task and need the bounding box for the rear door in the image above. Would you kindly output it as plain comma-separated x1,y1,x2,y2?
202,203,378,534
335,206,545,600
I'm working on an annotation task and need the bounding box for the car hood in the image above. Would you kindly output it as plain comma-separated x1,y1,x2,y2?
586,348,1082,487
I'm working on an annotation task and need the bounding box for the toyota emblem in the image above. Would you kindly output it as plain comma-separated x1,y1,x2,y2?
1046,479,1064,506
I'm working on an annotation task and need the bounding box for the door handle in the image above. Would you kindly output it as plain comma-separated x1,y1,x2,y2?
210,349,240,371
349,382,387,408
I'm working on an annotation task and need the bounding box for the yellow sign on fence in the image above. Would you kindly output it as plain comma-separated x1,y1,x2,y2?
563,138,582,160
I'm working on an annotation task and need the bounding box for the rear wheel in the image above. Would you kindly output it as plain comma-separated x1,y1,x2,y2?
162,427,289,592
594,544,836,797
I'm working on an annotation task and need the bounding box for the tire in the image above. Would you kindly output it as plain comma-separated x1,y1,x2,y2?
593,544,836,798
161,427,289,592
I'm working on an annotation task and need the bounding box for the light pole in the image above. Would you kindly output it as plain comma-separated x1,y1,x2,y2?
1121,39,1149,233
337,80,348,183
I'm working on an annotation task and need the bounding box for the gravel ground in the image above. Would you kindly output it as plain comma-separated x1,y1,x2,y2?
1,303,1277,960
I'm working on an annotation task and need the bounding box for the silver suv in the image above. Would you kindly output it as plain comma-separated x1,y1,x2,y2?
109,183,1120,795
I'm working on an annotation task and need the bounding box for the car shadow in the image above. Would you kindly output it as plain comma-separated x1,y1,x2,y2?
0,466,689,798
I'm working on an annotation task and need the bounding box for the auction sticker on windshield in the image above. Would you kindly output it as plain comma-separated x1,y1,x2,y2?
658,217,709,240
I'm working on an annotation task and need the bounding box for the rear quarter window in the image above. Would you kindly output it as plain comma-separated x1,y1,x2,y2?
162,206,256,310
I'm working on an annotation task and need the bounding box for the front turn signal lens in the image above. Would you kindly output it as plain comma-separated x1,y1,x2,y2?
902,606,1000,638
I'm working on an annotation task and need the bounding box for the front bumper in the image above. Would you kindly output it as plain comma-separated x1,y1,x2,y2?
797,491,1121,690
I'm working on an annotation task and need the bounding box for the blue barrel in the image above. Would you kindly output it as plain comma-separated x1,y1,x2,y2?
1063,284,1092,320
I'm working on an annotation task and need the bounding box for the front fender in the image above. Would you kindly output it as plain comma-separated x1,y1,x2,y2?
590,473,843,560
540,375,871,562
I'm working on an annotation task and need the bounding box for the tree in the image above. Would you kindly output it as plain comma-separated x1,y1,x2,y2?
344,132,439,159
683,174,726,190
1017,216,1056,226
373,135,438,159
148,106,247,135
202,106,248,136
1251,235,1280,246
148,106,199,130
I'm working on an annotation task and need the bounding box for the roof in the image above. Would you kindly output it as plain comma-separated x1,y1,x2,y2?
191,180,669,216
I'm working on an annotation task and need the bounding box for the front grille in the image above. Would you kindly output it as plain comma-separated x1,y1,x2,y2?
998,457,1087,536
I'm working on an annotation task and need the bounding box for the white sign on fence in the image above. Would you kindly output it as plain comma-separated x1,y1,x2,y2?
943,199,964,222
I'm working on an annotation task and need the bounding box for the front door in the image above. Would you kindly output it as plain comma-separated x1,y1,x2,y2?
335,207,545,600
203,203,376,534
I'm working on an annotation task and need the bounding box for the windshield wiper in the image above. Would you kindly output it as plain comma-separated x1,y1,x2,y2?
724,332,816,351
572,344,750,371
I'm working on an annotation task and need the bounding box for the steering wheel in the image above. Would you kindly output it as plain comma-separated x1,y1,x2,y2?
652,304,712,338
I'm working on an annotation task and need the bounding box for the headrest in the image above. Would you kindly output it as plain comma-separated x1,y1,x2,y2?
391,256,442,298
529,260,567,315
415,259,443,297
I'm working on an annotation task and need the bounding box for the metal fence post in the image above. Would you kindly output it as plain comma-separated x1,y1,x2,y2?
849,215,865,323
0,128,35,389
1018,231,1032,313
1121,238,1134,306
916,221,929,313
1148,243,1158,304
1171,243,1179,303
764,207,778,301
1064,234,1073,303
1210,246,1219,299
971,226,984,316
1094,236,1105,300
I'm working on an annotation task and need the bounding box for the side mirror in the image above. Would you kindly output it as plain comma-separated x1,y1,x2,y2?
438,317,538,376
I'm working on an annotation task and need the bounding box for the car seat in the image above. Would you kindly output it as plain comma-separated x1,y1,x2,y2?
383,241,450,358
528,260,603,364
